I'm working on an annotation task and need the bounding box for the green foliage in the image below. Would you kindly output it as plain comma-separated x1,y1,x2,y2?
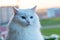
41,28,60,36
41,28,60,40
40,18,60,40
40,18,60,26
45,38,56,40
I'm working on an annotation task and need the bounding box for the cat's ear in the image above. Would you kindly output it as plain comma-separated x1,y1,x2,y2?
13,7,19,14
31,6,37,11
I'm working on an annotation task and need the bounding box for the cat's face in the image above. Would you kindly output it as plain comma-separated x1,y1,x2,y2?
14,6,37,26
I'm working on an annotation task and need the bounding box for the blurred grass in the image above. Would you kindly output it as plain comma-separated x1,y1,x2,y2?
41,28,60,36
40,18,60,40
41,28,60,40
40,18,60,26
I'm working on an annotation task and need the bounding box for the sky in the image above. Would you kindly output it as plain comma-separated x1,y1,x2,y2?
37,0,60,9
0,0,18,7
19,0,60,9
0,0,60,9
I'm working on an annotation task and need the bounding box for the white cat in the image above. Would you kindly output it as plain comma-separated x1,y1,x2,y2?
7,6,44,40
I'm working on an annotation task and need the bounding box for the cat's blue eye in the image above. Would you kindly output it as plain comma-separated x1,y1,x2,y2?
30,16,33,19
21,16,26,19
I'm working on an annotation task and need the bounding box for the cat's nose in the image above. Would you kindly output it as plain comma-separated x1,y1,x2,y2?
27,21,30,25
27,21,30,24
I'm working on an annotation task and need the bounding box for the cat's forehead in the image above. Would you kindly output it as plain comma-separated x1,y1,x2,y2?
18,9,35,16
19,9,34,13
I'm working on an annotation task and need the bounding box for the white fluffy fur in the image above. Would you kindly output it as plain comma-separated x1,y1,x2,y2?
7,7,44,40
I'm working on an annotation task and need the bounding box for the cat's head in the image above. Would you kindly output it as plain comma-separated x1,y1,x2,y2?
14,6,38,26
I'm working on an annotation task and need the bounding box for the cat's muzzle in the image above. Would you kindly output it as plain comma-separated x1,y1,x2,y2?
26,21,30,26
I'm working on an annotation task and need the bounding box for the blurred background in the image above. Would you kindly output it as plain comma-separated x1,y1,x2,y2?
0,0,60,40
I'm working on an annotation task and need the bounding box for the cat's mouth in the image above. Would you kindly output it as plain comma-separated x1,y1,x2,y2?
26,23,30,26
20,21,30,26
25,21,30,26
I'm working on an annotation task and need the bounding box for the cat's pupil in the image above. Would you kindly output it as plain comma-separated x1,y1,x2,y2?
30,16,33,19
21,16,26,19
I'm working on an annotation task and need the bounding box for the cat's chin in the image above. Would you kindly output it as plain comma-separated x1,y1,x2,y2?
25,24,30,26
21,24,30,27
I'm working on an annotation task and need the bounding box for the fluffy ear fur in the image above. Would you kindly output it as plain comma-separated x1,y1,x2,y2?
13,7,19,14
31,6,37,11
